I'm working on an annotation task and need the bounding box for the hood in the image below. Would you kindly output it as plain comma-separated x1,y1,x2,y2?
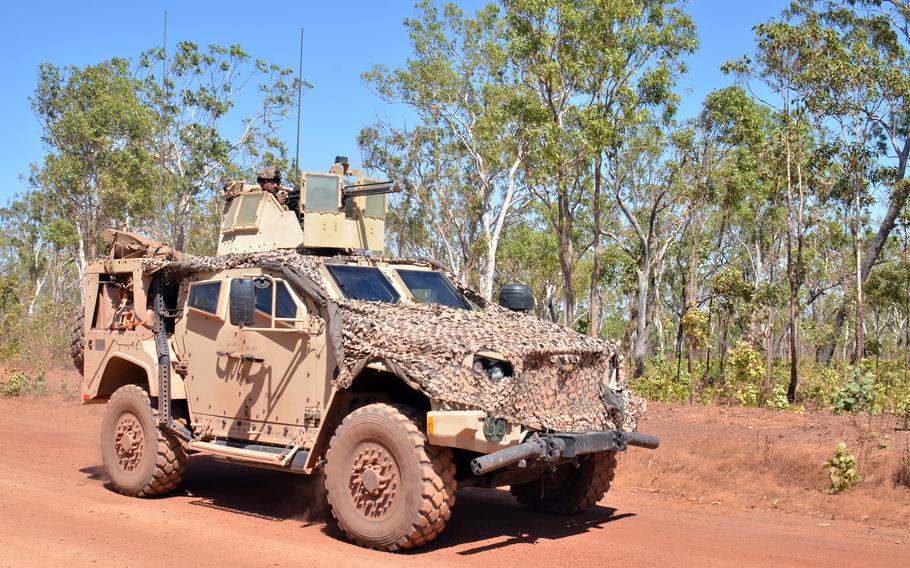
338,300,624,432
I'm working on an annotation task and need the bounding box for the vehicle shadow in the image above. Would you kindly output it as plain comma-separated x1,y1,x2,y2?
405,487,635,555
81,457,331,523
80,459,635,553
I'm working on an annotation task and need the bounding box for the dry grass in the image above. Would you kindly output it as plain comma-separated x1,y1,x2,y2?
616,403,910,528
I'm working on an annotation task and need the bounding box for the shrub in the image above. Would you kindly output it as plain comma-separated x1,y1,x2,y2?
0,370,48,397
636,358,693,403
824,442,861,494
727,342,765,387
799,362,842,407
734,383,760,407
766,384,790,411
896,394,910,430
727,342,765,406
832,368,876,414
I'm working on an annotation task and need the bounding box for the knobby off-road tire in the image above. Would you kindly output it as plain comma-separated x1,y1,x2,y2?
70,312,85,375
100,385,187,497
510,451,617,514
324,403,456,551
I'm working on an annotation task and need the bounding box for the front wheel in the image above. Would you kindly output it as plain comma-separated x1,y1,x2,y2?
100,385,187,497
324,403,456,551
510,451,616,514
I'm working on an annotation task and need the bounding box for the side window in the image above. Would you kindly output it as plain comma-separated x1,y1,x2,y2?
188,281,222,315
254,280,298,318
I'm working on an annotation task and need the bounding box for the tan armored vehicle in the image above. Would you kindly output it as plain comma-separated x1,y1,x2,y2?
74,157,658,551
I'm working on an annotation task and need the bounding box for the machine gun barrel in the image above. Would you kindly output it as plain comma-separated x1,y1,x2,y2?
341,180,402,199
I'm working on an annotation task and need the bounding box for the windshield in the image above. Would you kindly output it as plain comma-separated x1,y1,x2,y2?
395,269,471,310
326,264,400,303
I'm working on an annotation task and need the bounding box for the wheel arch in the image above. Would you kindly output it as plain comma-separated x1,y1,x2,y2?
91,354,187,401
304,362,431,472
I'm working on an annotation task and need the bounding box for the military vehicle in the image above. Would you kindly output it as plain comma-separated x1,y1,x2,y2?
73,156,658,551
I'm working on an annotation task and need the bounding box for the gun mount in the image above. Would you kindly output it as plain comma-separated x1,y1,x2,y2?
217,157,400,256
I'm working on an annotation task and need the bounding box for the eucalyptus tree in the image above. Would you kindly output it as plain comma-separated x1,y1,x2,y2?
613,124,695,376
139,42,305,251
359,123,478,278
362,1,528,299
504,0,696,369
29,59,157,279
784,1,910,364
676,86,769,378
725,11,843,399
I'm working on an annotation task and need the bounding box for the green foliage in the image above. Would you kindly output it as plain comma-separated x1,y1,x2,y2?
896,394,910,429
681,305,708,350
767,384,790,411
832,368,877,414
636,358,693,403
734,383,760,407
0,370,48,397
799,362,843,407
824,442,861,494
727,341,766,394
30,58,157,259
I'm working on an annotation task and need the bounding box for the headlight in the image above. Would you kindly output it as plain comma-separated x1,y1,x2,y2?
472,356,513,380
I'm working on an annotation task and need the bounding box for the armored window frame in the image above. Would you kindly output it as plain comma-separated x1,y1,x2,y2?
363,194,386,219
394,269,470,310
325,264,401,304
304,173,341,212
222,193,266,233
234,274,318,333
187,281,223,318
253,279,300,320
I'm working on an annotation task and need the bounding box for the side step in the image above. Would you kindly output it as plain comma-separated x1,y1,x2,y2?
186,440,304,469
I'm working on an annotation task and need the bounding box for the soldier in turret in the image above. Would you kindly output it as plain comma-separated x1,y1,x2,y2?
222,166,290,210
256,166,289,207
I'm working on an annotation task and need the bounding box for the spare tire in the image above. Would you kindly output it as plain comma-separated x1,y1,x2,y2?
70,312,85,375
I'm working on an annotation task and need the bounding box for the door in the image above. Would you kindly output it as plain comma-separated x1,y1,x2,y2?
175,269,330,446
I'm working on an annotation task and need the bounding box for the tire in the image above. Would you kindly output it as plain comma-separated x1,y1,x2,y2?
70,312,85,375
100,385,187,497
324,403,456,551
510,451,616,514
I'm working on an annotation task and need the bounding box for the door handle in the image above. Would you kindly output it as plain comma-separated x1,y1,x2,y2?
216,351,265,363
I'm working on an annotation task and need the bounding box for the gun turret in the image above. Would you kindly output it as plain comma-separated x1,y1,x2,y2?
217,157,396,256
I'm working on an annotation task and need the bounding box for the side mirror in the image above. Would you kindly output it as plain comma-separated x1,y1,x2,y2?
229,279,256,326
498,284,534,312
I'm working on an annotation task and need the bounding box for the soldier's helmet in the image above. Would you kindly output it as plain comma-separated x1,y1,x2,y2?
256,166,281,184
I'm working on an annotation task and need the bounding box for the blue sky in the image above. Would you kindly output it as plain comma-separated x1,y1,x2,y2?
0,0,790,203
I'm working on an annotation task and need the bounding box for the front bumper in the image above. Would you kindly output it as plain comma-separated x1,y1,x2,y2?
470,429,659,475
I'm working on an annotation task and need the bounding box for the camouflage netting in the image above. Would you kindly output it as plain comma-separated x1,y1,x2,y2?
143,250,646,433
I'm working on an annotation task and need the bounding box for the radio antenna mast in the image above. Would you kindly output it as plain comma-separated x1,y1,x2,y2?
157,11,167,240
294,27,304,186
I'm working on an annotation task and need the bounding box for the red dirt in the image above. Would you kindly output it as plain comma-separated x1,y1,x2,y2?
0,369,907,567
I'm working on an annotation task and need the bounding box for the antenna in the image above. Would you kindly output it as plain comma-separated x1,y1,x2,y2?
294,27,304,187
158,11,167,241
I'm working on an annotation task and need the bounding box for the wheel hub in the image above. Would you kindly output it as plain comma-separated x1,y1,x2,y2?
349,442,399,518
114,413,144,472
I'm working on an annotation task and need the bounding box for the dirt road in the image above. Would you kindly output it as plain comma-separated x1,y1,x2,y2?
0,393,907,568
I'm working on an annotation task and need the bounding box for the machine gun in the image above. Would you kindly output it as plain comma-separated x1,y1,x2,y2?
341,180,403,200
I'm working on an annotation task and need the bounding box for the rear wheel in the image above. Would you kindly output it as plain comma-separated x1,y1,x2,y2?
100,385,187,497
324,403,456,551
510,451,616,514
